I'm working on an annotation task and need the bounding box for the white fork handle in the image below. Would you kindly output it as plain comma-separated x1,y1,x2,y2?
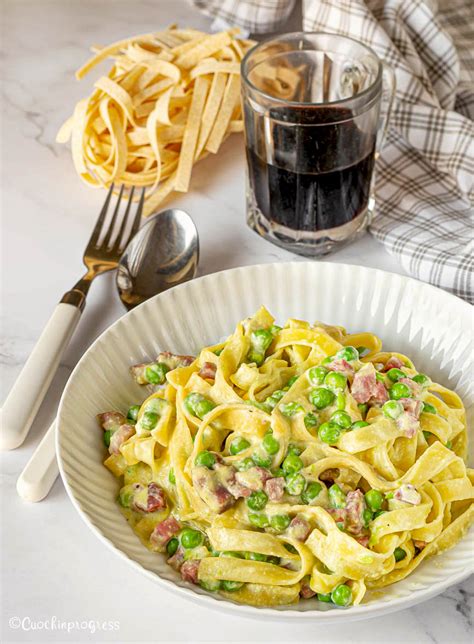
17,420,59,502
0,303,81,450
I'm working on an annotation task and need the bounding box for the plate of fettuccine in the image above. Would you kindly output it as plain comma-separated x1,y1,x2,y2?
57,262,473,621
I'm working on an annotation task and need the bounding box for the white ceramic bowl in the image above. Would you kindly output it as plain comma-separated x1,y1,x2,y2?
57,262,473,623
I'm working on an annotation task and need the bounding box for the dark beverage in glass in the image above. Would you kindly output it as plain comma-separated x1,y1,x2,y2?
241,34,394,256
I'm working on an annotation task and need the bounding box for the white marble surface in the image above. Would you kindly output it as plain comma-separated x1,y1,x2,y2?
0,1,472,642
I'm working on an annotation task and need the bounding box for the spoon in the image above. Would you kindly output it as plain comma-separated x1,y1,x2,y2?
17,208,199,502
116,208,199,309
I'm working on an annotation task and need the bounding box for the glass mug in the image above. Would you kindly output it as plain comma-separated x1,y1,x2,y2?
241,32,395,256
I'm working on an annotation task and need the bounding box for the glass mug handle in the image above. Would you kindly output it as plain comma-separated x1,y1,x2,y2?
375,62,396,158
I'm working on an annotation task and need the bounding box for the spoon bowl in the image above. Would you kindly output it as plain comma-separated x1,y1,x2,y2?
116,208,199,309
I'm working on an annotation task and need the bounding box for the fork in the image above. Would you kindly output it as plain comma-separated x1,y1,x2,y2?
1,185,144,450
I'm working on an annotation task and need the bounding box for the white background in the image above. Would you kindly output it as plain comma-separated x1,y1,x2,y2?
1,1,472,642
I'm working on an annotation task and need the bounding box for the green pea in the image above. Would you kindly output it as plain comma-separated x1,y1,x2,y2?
213,348,223,356
282,452,304,475
248,350,265,366
267,556,280,565
317,593,332,603
180,528,203,549
363,509,373,527
270,514,291,532
220,551,242,559
328,484,346,509
321,356,333,365
184,393,216,419
280,402,304,417
285,472,305,496
252,451,273,468
248,513,269,528
270,324,282,335
336,346,359,362
236,457,255,471
446,440,453,449
168,468,176,485
304,412,318,430
324,371,347,390
301,482,322,504
244,551,267,561
221,580,244,592
394,547,407,562
412,373,431,387
248,400,272,413
284,543,298,554
308,366,328,386
200,579,221,591
373,509,387,519
251,328,273,351
356,346,370,357
422,402,437,414
358,403,368,418
351,420,369,429
145,362,169,385
389,382,412,400
382,400,404,419
318,421,342,445
336,392,346,410
309,387,335,410
423,430,432,441
365,489,384,512
287,375,299,387
375,372,385,383
103,430,112,448
127,404,140,422
262,432,280,455
141,411,159,430
118,485,135,508
287,444,302,456
271,467,285,477
331,410,352,429
230,436,251,455
166,538,179,556
386,368,405,382
331,584,352,607
246,490,268,511
194,450,216,469
266,389,285,409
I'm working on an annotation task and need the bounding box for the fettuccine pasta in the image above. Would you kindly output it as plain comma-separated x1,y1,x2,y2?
98,308,473,608
57,27,254,215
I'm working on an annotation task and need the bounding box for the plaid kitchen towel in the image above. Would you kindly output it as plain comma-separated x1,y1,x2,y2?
192,0,474,303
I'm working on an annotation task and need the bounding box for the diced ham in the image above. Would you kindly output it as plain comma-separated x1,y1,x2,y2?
300,583,316,599
129,363,151,384
235,467,272,492
398,377,422,398
192,466,235,513
396,410,420,438
146,483,167,512
327,359,355,378
414,539,427,550
383,357,404,371
394,483,421,505
97,411,127,431
400,398,423,419
214,464,252,499
180,559,200,584
288,516,311,542
198,362,217,380
150,516,181,550
344,489,366,536
265,477,285,502
109,424,135,455
355,534,370,547
351,363,388,405
167,547,185,570
158,351,195,369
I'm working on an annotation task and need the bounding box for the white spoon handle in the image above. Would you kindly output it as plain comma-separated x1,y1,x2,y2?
0,302,81,450
16,420,59,502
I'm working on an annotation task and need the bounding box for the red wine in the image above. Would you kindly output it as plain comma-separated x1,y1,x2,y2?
245,106,376,233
